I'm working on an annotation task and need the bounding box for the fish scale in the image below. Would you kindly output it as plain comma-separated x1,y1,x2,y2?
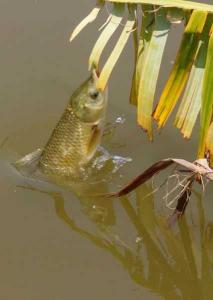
39,107,94,176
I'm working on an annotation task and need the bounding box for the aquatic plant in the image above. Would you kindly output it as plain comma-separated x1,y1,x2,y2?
70,0,213,164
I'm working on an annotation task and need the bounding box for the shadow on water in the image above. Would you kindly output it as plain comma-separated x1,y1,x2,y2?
18,167,213,300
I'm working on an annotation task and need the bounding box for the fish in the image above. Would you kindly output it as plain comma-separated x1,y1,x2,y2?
15,70,108,178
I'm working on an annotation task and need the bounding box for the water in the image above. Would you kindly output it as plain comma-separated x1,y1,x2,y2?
0,1,213,299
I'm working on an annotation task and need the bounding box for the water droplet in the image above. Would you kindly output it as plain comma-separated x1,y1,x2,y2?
115,116,126,124
135,236,143,244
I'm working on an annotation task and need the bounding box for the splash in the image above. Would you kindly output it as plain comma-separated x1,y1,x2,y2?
91,146,132,174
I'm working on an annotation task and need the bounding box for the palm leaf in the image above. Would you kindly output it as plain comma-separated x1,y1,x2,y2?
130,4,155,105
137,8,170,139
174,36,206,138
153,10,207,128
70,0,104,42
198,24,213,158
97,7,136,90
106,0,213,13
69,1,213,162
89,3,125,70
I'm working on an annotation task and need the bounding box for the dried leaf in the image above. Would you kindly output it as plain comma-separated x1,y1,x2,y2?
108,159,174,197
107,158,213,197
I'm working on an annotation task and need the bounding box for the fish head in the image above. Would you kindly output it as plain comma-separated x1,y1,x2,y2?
70,70,107,123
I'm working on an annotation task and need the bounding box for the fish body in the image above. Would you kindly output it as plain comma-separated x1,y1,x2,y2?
15,71,107,178
39,71,107,177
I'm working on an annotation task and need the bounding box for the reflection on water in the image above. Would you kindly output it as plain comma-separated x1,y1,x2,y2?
1,0,213,299
18,164,213,300
20,139,132,227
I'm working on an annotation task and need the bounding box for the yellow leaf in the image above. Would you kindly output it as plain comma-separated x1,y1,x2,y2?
70,0,104,43
97,8,136,90
89,3,125,70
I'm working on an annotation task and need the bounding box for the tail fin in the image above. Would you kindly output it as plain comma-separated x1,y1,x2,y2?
13,149,42,176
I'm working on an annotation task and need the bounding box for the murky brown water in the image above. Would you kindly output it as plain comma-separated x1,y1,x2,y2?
0,1,213,299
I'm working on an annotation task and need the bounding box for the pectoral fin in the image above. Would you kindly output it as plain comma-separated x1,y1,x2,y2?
87,125,102,161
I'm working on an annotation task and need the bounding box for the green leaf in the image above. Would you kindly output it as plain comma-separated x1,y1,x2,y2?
130,4,154,105
198,24,213,158
97,7,136,90
70,1,213,159
137,8,171,139
106,0,213,13
174,17,212,139
70,0,104,42
174,38,207,138
153,10,207,128
88,3,125,70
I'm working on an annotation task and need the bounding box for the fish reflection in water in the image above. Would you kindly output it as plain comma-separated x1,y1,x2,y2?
19,171,213,300
16,142,131,227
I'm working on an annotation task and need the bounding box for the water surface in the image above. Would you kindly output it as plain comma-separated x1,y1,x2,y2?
0,1,213,299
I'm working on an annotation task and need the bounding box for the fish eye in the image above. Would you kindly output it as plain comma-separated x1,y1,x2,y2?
89,90,99,100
